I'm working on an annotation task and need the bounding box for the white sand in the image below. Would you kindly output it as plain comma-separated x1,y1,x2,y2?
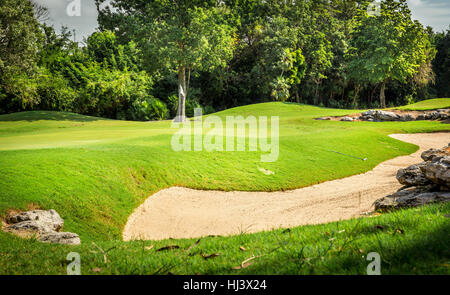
123,133,449,241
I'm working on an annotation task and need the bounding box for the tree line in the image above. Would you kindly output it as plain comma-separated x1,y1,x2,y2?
0,0,449,121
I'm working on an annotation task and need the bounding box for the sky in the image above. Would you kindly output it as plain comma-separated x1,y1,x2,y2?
33,0,450,43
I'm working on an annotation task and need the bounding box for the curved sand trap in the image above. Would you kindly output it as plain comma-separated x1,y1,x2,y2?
124,133,449,241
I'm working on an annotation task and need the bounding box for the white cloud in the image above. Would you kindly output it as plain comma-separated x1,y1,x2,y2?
33,0,450,42
406,0,450,32
33,0,99,42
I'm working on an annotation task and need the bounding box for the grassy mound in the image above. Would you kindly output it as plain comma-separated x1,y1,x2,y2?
394,98,450,111
0,99,449,274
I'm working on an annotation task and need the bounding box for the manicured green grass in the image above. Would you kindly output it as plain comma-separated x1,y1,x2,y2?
0,99,449,274
394,98,450,110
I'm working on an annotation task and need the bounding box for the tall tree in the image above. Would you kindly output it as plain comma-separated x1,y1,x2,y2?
0,0,42,110
432,28,450,98
348,0,431,108
97,0,236,121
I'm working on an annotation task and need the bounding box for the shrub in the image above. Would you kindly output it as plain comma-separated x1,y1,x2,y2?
185,98,202,117
129,97,168,121
36,69,76,111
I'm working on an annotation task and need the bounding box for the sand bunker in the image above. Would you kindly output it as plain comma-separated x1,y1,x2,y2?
123,133,449,241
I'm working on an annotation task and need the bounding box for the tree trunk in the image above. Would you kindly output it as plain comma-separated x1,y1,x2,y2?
314,81,320,105
175,66,187,122
379,81,386,108
352,84,360,108
369,85,377,106
295,86,299,103
186,67,191,98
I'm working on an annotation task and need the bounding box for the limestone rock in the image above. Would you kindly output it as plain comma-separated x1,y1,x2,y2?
341,117,353,122
416,114,428,121
396,163,431,187
376,110,399,121
362,110,377,116
375,187,450,211
359,108,448,122
3,209,81,245
421,156,450,188
6,220,54,234
38,232,81,245
7,209,63,232
376,143,450,211
361,110,399,121
421,146,450,162
398,114,415,121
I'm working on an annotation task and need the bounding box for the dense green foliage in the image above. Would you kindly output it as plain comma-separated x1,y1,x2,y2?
0,100,449,274
0,0,448,119
433,30,450,98
0,0,42,109
347,0,433,108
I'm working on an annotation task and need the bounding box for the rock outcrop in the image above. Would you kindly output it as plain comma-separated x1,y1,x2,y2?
421,156,450,189
359,109,449,122
324,108,449,122
38,232,81,245
6,220,55,234
3,209,80,245
375,143,450,210
375,187,450,210
396,162,431,187
6,209,63,231
361,110,400,121
421,147,449,161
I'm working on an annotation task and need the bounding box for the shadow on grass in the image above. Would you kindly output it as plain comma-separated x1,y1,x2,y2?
235,217,450,274
0,111,104,122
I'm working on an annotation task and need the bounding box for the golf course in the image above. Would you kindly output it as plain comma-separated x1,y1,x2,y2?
1,98,449,275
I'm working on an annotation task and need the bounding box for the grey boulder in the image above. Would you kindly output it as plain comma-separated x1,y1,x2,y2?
375,143,450,211
361,110,399,121
398,114,415,121
374,187,450,211
421,156,450,188
3,209,81,245
421,147,449,162
38,232,81,245
376,110,399,121
7,209,64,232
362,110,377,116
6,220,54,234
396,163,431,187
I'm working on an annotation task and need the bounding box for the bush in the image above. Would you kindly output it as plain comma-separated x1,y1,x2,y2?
203,105,216,115
166,94,204,118
80,67,153,119
36,69,76,111
129,97,169,121
186,98,202,117
167,94,179,117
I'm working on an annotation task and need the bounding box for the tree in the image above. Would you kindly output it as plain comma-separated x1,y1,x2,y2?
0,0,42,110
150,7,235,121
248,17,305,102
304,30,333,105
97,0,236,122
432,28,450,98
348,0,431,108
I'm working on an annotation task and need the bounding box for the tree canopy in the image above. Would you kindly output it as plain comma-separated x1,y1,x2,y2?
0,0,448,119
